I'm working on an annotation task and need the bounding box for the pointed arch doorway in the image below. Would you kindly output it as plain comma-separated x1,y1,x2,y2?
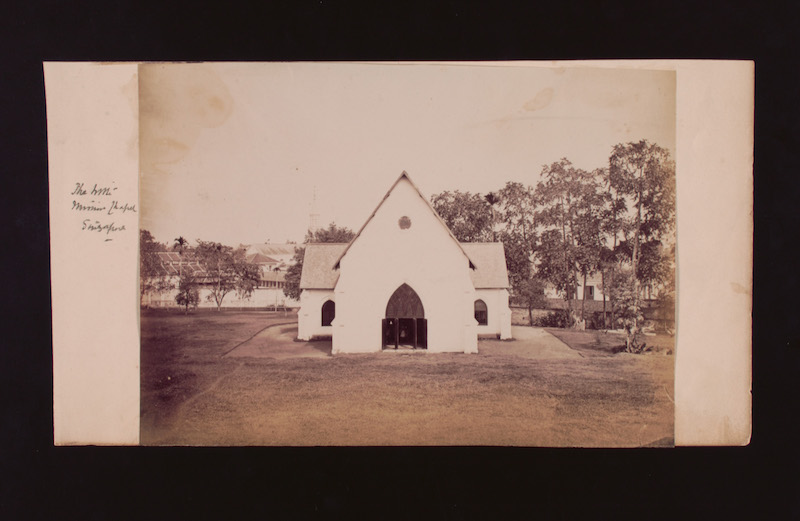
382,283,427,349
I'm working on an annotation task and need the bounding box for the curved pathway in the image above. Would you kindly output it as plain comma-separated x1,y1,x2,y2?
224,323,332,359
478,326,583,359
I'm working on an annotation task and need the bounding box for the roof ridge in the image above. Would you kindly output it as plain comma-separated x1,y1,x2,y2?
332,171,476,269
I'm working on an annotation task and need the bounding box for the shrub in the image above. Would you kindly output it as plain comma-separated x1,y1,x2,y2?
587,312,610,330
532,311,570,328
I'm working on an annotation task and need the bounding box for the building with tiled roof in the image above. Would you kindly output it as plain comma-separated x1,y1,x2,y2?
297,171,512,353
142,250,299,310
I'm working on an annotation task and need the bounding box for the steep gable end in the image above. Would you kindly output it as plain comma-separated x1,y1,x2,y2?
333,171,475,269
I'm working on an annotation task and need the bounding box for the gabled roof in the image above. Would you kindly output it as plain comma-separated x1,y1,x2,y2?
301,242,508,290
299,243,348,289
245,243,297,257
153,252,214,283
333,171,476,270
461,243,510,289
246,252,279,264
154,251,206,277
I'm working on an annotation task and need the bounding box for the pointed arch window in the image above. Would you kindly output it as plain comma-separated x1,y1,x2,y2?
321,300,335,327
474,299,488,326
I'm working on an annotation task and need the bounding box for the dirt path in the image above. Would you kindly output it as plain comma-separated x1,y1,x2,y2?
224,323,331,359
479,326,583,359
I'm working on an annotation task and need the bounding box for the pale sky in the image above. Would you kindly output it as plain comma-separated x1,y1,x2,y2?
139,62,675,246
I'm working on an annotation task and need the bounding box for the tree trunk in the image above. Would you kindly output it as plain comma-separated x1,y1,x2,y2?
581,271,587,321
629,169,644,349
601,269,607,328
528,303,533,326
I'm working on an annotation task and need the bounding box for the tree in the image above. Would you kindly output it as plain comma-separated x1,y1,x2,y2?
496,182,536,245
494,182,537,293
608,140,676,347
515,277,547,326
499,232,534,291
174,272,199,314
283,223,356,301
571,169,606,322
173,236,188,253
140,229,172,306
194,241,261,311
306,222,358,244
430,190,494,242
283,247,305,301
614,268,647,351
532,158,586,325
172,235,191,280
484,191,500,241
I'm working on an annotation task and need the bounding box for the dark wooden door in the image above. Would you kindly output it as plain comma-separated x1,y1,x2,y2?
384,284,427,349
416,318,427,348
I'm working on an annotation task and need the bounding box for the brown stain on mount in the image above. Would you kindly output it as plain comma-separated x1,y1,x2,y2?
138,63,235,226
139,63,234,173
523,87,554,111
730,282,751,297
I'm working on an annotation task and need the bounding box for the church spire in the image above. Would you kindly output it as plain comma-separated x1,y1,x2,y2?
309,185,320,234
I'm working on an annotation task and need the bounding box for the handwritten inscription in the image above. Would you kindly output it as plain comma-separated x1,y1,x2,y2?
70,181,136,241
81,220,127,234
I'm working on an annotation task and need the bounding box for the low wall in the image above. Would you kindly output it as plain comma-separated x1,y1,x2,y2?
511,298,675,330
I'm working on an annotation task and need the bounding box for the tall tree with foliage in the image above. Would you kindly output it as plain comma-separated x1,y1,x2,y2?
571,169,607,322
194,241,261,311
608,140,676,350
532,158,587,325
283,223,357,301
494,182,536,292
496,182,536,245
140,229,172,306
598,166,631,328
430,190,494,242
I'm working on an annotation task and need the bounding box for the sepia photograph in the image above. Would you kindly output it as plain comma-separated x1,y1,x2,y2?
138,62,677,446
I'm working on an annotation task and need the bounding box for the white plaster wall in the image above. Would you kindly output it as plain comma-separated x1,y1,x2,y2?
333,179,477,354
576,272,604,300
544,272,606,301
298,289,335,340
475,288,512,339
143,286,299,309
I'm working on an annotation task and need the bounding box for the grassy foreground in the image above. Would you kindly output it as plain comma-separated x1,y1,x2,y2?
140,310,674,447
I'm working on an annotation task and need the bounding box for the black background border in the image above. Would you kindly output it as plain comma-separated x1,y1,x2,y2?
1,1,797,519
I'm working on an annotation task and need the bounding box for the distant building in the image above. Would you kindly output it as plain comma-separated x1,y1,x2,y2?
542,271,669,303
297,171,512,354
142,245,300,309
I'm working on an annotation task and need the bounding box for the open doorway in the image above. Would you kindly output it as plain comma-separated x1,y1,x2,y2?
382,284,427,349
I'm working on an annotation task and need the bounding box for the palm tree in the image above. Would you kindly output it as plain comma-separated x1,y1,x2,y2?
174,236,188,275
485,192,499,242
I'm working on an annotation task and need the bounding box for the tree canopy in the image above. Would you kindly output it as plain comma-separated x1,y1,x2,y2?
427,140,675,341
283,223,356,301
430,190,494,242
194,240,261,311
139,229,172,305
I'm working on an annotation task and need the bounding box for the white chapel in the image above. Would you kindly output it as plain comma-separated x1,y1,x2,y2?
297,171,512,354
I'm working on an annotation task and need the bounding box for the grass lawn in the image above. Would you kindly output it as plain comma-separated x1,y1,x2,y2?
545,328,675,357
141,310,674,447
